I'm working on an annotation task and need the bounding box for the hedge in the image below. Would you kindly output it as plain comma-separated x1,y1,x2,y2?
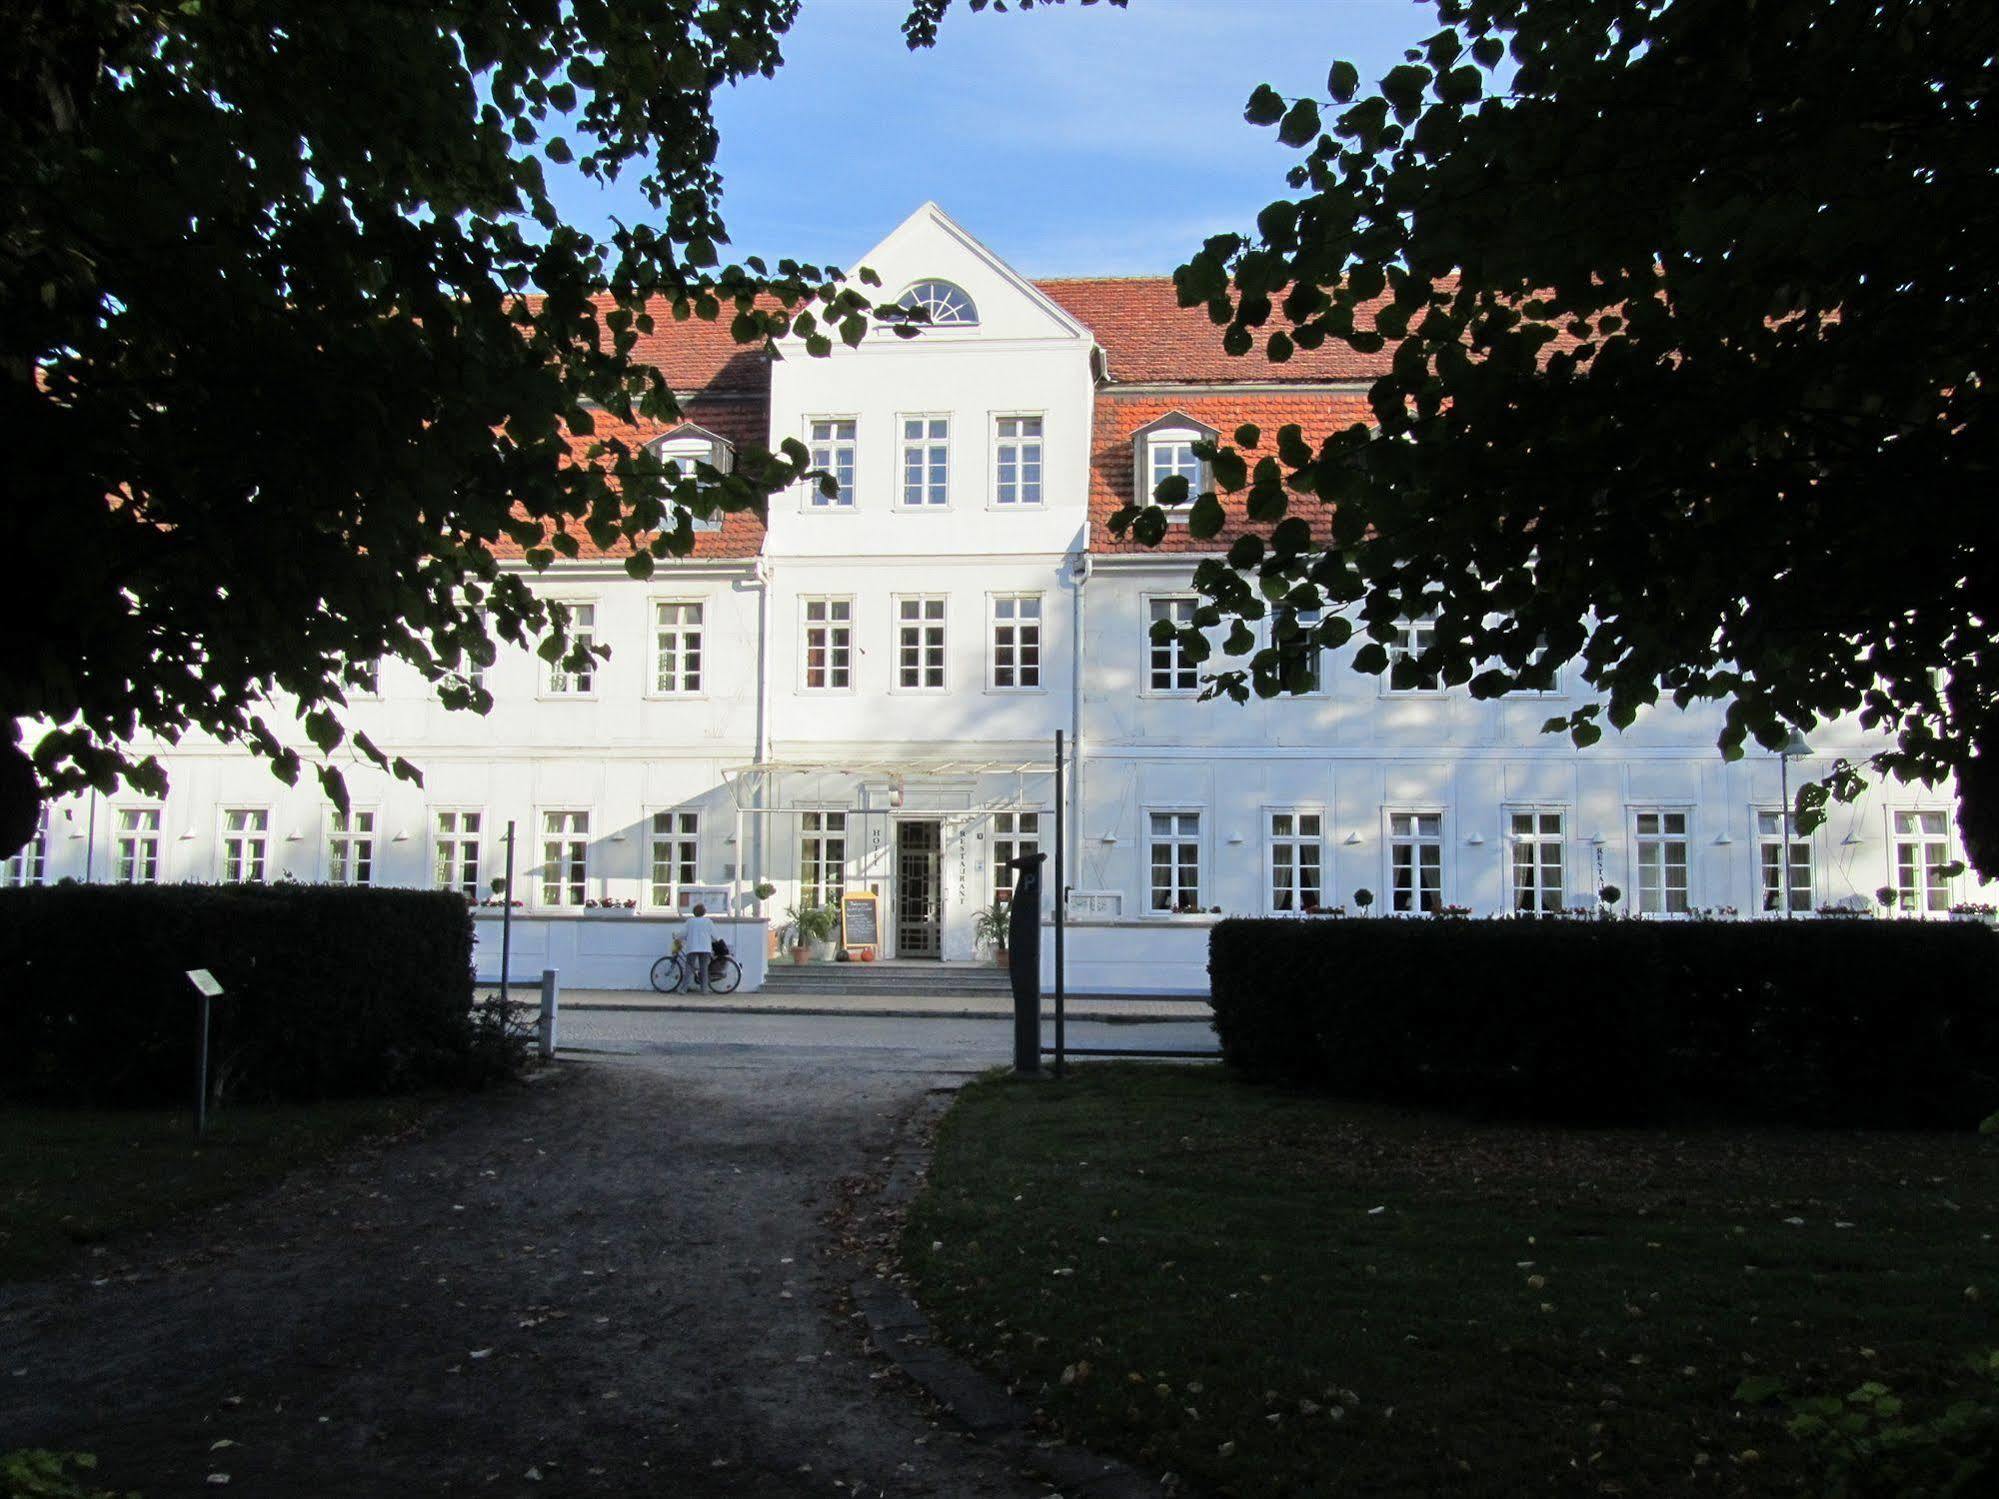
0,883,504,1106
1208,917,1999,1127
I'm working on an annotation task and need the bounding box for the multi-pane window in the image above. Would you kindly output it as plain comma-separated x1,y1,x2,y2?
897,597,947,690
800,811,847,909
546,603,596,695
992,811,1041,906
328,809,376,887
1149,812,1202,913
1893,810,1953,912
2,811,47,886
1269,812,1323,912
350,659,381,697
802,598,853,690
1147,438,1200,506
995,416,1043,506
434,810,483,899
1271,607,1323,694
808,419,856,507
1389,812,1444,913
1755,810,1813,913
221,808,269,884
1147,596,1199,693
1385,614,1442,692
650,811,700,909
1634,809,1691,914
115,808,161,885
654,601,704,694
541,811,589,906
900,416,950,506
1510,810,1565,913
991,594,1042,690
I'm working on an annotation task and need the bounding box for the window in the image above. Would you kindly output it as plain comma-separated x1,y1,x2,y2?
654,601,704,694
1753,809,1813,913
1389,812,1444,913
546,603,596,695
990,594,1042,690
541,810,590,907
994,416,1043,506
1147,596,1199,693
1893,810,1953,912
802,598,853,690
800,811,847,909
1148,437,1201,508
1385,614,1443,693
897,280,978,326
1149,812,1202,913
1634,809,1691,914
1131,413,1217,510
221,808,269,884
897,597,947,690
349,659,381,697
115,808,161,885
2,810,47,887
650,811,701,909
328,809,376,887
807,419,856,507
1270,607,1324,694
434,810,483,899
992,811,1041,906
1510,810,1566,913
900,417,950,506
650,430,730,532
1269,812,1323,912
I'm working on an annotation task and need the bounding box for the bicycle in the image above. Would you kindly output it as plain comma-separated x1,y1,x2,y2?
649,936,741,995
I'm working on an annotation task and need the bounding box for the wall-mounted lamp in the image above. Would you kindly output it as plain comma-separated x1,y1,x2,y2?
724,834,738,846
392,827,411,842
284,830,303,842
179,827,196,841
1226,833,1246,845
1713,833,1733,846
1465,832,1485,846
1590,833,1607,847
609,830,627,842
1098,833,1119,846
1344,831,1364,846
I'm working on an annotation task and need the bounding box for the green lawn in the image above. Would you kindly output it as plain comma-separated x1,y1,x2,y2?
904,1065,1999,1497
0,1097,431,1282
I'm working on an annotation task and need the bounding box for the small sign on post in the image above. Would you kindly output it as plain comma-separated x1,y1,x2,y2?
185,969,223,1141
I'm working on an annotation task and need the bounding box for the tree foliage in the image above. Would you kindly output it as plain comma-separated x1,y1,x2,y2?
1123,0,1999,874
2,0,919,853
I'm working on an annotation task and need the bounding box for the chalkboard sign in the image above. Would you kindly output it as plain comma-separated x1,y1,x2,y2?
841,892,880,950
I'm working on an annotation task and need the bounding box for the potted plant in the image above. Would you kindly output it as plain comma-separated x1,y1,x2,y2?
1353,887,1375,916
783,903,838,963
973,905,1011,968
755,882,779,954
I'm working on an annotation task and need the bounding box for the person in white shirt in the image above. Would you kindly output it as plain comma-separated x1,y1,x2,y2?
682,903,717,993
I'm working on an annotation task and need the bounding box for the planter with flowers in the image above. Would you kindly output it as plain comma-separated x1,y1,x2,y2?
583,898,638,916
1949,901,1998,927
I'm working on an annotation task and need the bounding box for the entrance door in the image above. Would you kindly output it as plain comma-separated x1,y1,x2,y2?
895,820,942,958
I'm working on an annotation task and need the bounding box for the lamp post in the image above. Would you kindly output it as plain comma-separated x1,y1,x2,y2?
1778,729,1814,919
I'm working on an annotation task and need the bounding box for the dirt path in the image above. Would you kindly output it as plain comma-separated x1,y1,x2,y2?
0,1053,1044,1498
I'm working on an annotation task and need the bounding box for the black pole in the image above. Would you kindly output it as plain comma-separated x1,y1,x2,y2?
194,991,210,1141
1007,853,1045,1074
1054,730,1066,1079
499,820,516,1008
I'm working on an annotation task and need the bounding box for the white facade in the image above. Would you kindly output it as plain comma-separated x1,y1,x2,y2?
15,205,1988,991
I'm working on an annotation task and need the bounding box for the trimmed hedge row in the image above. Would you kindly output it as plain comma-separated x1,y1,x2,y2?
0,883,502,1106
1208,917,1999,1127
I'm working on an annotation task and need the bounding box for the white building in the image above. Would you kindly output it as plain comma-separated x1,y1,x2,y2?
9,205,1987,992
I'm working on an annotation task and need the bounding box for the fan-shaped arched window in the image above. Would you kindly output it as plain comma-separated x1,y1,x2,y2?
897,280,978,327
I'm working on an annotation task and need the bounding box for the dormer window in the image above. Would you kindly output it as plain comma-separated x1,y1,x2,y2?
647,423,733,532
897,280,978,328
1131,411,1219,516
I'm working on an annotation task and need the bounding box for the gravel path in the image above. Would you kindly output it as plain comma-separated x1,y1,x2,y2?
0,1050,1048,1498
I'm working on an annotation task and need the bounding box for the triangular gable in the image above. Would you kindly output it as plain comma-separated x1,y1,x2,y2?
847,202,1092,344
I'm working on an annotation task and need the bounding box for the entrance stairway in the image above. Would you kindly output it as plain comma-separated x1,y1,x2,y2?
760,956,1013,999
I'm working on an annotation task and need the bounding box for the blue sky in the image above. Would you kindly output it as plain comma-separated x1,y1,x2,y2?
546,0,1452,278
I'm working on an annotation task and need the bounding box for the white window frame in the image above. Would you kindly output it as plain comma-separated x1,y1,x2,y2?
651,597,706,697
220,807,270,884
1507,807,1568,914
898,414,952,508
538,809,591,909
348,658,382,699
1145,807,1206,916
799,596,855,693
327,807,377,887
1890,807,1955,913
803,416,858,510
433,808,485,900
648,810,702,910
543,600,599,698
1753,806,1814,915
988,593,1044,692
991,810,1043,908
114,806,163,886
651,437,725,532
1144,429,1205,521
1385,809,1446,914
3,810,49,886
893,595,949,693
1383,613,1446,696
1266,809,1326,914
991,413,1045,508
1631,806,1693,916
798,810,849,911
1266,606,1328,696
1144,593,1201,696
